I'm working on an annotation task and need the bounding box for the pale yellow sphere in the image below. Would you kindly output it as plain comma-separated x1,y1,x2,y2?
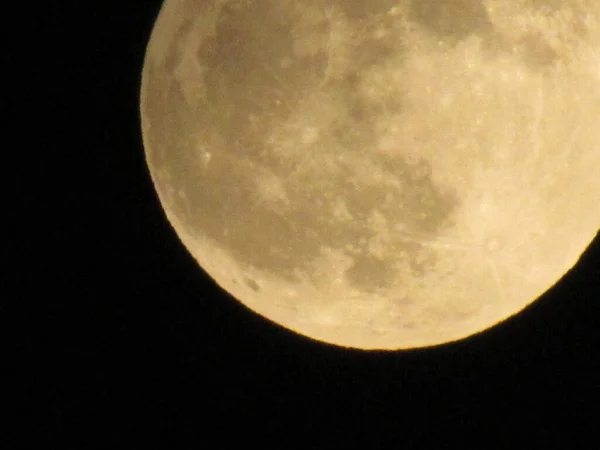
140,0,600,349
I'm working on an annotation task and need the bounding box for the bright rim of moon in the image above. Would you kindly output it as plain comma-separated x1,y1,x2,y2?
140,0,600,350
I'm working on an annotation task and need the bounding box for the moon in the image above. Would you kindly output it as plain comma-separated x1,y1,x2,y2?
140,0,600,350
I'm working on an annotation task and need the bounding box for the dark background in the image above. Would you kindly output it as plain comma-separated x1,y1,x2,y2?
7,1,599,448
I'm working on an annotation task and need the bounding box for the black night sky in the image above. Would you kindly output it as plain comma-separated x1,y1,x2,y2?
6,1,599,448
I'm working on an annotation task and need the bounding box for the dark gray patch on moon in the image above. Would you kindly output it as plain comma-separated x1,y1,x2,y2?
345,255,396,291
203,1,328,156
334,0,399,20
245,278,261,292
515,32,560,69
409,0,493,42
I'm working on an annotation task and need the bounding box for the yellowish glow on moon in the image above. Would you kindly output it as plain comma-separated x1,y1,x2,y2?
140,0,600,349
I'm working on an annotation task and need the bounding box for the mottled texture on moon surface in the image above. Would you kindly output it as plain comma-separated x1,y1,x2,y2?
141,0,600,349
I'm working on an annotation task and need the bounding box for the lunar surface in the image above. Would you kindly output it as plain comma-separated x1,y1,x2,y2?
140,0,600,349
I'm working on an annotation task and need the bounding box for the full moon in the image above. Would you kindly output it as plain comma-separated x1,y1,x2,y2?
140,0,600,349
